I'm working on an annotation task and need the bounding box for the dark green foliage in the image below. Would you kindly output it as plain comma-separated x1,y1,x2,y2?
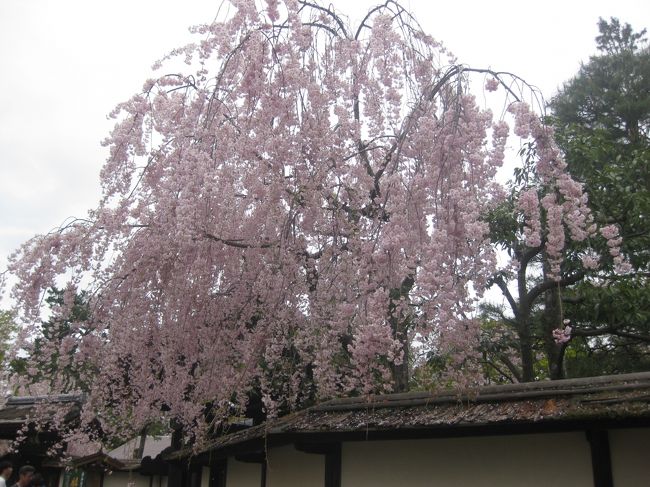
562,277,650,376
551,18,649,144
0,310,16,366
548,17,650,377
551,18,650,251
10,288,96,393
479,18,650,383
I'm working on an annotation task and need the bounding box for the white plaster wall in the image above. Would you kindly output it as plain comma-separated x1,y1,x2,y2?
148,476,166,487
265,445,324,487
103,471,150,487
200,467,210,487
140,476,165,487
225,458,262,487
65,472,164,487
341,433,593,487
609,427,650,487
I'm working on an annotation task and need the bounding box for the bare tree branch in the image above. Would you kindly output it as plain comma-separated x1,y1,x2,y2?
572,326,650,343
492,274,520,318
527,272,584,306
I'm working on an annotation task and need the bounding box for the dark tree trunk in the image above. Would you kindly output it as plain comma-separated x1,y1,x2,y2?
517,258,536,383
135,427,147,459
542,281,567,380
391,319,410,392
389,275,414,392
517,315,536,382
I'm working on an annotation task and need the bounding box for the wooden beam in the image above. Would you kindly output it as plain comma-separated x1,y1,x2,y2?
294,442,335,455
167,463,184,487
234,452,265,463
586,429,613,487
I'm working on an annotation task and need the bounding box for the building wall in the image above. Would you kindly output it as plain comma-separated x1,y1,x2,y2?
213,427,650,487
265,445,324,487
610,427,650,487
103,471,151,487
85,471,102,487
225,458,262,487
200,467,210,487
340,433,594,487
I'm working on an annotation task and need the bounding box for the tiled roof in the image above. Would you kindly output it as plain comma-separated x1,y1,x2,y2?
168,371,650,459
0,394,83,431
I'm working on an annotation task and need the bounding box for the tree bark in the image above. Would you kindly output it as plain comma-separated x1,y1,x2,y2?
516,312,535,382
389,275,414,392
542,281,566,379
517,259,535,382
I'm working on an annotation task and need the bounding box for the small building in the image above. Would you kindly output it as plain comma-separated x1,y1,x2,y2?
0,396,169,487
56,436,171,487
0,394,83,487
166,371,650,487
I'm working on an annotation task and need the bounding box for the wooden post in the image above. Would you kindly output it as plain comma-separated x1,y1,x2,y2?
260,462,266,487
167,463,184,487
324,444,341,487
586,429,613,487
208,457,227,487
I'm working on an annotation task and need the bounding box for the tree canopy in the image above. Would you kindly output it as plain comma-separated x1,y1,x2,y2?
549,17,650,377
477,17,649,384
5,0,616,447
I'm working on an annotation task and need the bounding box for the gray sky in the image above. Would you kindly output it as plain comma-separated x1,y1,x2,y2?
1,0,649,287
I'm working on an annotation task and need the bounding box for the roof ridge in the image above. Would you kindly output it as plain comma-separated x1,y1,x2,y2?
314,371,650,411
6,394,85,405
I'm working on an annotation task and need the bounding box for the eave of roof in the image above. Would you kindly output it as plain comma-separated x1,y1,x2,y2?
0,394,84,446
0,394,84,424
167,371,650,461
71,452,127,470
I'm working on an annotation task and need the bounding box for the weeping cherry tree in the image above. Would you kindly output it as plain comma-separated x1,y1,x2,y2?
5,0,621,448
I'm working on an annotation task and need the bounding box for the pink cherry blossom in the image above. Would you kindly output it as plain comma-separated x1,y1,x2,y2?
552,326,572,344
518,188,541,248
485,77,500,92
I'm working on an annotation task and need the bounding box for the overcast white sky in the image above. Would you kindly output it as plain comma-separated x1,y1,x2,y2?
1,0,649,292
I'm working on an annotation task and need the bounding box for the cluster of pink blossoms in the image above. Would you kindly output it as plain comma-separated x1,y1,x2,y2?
601,224,631,273
541,193,565,277
518,189,541,248
507,101,621,280
485,77,500,92
552,323,572,344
